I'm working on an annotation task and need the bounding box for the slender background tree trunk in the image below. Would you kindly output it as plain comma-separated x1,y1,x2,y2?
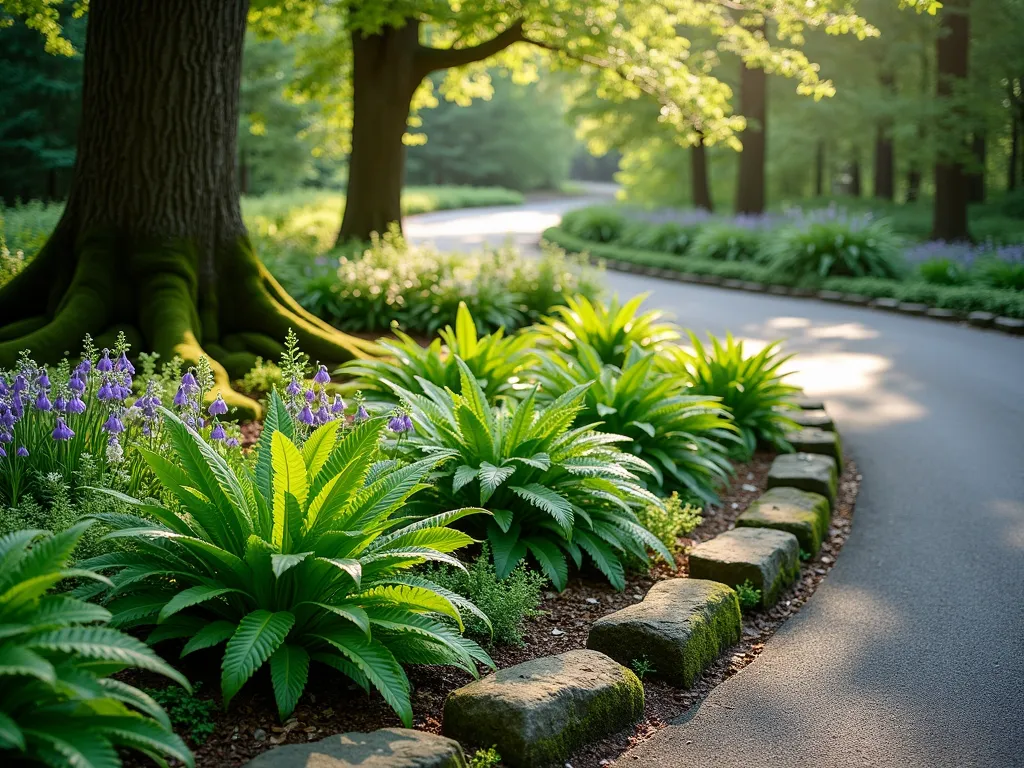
849,155,862,197
873,73,896,200
1010,113,1020,191
968,134,986,202
815,140,826,197
735,47,767,214
691,137,713,211
931,0,971,241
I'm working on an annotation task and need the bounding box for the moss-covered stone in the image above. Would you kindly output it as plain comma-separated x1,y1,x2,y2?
737,487,831,553
586,579,741,688
787,408,835,431
242,728,466,768
767,452,838,508
688,528,801,607
784,427,843,464
442,649,643,767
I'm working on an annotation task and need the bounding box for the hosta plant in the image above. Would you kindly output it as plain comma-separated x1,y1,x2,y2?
762,217,904,281
340,302,535,404
535,343,737,501
536,294,679,367
85,394,493,725
665,333,801,458
387,358,671,591
0,521,193,768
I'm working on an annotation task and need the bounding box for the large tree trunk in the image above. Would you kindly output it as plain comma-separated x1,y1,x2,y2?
931,0,971,241
691,137,713,211
735,50,767,214
0,0,370,417
337,23,421,244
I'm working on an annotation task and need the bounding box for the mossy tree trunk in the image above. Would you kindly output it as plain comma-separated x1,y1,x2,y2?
336,19,526,244
0,0,372,417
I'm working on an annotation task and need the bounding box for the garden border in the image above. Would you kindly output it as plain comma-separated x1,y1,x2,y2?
544,228,1024,336
245,403,856,768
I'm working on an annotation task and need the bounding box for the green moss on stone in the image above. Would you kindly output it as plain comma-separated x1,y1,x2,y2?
738,487,831,553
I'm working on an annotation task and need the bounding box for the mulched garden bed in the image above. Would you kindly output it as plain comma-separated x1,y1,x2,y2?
128,450,859,767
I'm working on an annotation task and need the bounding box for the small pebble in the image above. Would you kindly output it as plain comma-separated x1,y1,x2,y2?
253,728,267,742
551,628,564,636
731,502,739,509
741,483,758,492
585,597,599,604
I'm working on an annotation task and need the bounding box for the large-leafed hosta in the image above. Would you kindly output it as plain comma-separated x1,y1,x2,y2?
0,522,192,768
387,358,671,591
85,394,493,725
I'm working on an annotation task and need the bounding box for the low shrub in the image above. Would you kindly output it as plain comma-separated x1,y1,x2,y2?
635,492,703,555
389,358,671,590
560,205,628,243
536,293,679,367
87,395,493,725
762,216,905,280
428,544,546,647
689,220,767,262
918,258,970,286
273,228,602,336
665,333,800,459
974,251,1024,291
619,220,698,255
143,683,219,745
0,522,192,767
535,343,736,501
340,302,536,404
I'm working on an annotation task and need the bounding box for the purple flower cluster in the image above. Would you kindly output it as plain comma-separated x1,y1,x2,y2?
284,363,368,430
387,412,414,434
904,240,1024,269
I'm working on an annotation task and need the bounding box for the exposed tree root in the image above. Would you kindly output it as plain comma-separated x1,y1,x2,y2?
0,235,374,421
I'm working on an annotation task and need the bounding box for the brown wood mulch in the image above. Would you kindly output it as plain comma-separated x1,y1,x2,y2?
131,450,859,768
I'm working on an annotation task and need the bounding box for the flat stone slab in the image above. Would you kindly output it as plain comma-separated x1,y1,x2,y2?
586,579,741,688
816,290,845,302
967,311,995,328
926,307,958,321
784,427,842,464
688,528,800,607
898,302,929,315
243,729,465,768
767,452,838,507
789,395,825,411
443,649,643,767
870,297,901,310
737,487,831,554
842,293,871,305
787,408,835,432
994,317,1024,335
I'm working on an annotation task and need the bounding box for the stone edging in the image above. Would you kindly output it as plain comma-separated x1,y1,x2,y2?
245,402,850,768
595,257,1024,336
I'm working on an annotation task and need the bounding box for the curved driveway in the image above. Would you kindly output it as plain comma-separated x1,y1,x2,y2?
406,198,1024,768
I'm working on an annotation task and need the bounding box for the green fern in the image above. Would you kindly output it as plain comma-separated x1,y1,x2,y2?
665,333,801,458
535,294,679,367
535,341,737,502
84,393,493,726
387,358,671,591
0,522,192,768
340,301,536,404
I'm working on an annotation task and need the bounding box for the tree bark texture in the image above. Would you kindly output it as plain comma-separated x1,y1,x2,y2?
0,0,370,417
691,138,713,211
815,141,826,197
849,156,862,197
873,73,896,200
931,0,971,241
735,50,767,214
968,134,985,203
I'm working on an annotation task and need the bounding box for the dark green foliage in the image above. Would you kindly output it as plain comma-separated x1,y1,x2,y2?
762,219,905,280
974,257,1024,291
536,293,679,367
630,655,656,679
390,358,671,591
143,683,219,745
0,522,193,768
666,333,801,459
735,580,762,612
86,397,493,725
690,222,765,262
560,206,628,243
340,302,536,404
0,15,84,203
535,343,736,501
619,220,697,255
428,544,546,647
918,258,970,286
